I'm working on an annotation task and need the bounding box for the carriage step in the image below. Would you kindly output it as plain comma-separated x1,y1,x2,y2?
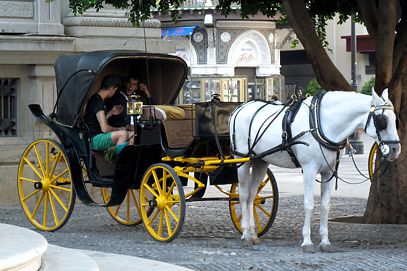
0,223,47,271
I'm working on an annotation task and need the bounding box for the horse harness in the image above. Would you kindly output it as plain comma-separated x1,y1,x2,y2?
231,98,310,167
231,91,351,173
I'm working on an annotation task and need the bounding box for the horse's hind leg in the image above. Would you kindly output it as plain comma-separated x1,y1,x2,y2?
247,160,268,244
319,171,335,252
237,163,252,242
301,166,317,253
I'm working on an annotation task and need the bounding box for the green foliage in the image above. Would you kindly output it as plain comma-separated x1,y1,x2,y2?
67,0,358,41
304,78,321,96
361,77,375,95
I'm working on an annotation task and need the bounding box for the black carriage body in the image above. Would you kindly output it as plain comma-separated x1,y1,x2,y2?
29,51,188,205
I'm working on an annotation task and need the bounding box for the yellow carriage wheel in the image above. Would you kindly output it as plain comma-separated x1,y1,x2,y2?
140,163,185,242
368,143,378,178
101,188,144,226
17,139,75,231
229,169,279,237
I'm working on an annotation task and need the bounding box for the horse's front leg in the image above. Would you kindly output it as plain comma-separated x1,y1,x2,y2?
301,167,317,253
237,163,252,242
319,170,335,252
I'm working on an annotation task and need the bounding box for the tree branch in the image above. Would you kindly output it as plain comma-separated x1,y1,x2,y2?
357,0,378,38
393,2,407,72
282,0,352,91
374,0,398,91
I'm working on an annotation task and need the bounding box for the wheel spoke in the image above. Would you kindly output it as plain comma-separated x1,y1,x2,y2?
256,195,274,200
164,209,173,236
143,183,159,198
152,170,162,195
46,142,50,176
113,204,121,216
162,171,167,195
254,207,262,230
48,191,59,225
42,192,48,227
130,190,141,215
165,206,179,223
33,145,46,178
49,184,72,193
166,181,176,197
19,177,38,184
126,193,131,223
230,201,240,206
22,189,40,202
49,189,68,212
51,168,69,182
49,152,62,180
147,209,160,226
31,191,45,219
256,204,271,218
157,211,164,237
257,178,270,193
23,157,43,179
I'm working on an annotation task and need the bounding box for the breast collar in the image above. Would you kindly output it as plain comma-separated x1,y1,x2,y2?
309,91,347,151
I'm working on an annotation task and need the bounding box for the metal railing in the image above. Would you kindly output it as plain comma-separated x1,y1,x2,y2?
0,78,17,137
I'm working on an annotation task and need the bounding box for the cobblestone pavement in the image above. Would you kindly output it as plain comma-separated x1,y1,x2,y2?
1,194,406,271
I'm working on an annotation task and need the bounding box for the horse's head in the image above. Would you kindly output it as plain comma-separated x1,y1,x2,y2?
364,88,401,161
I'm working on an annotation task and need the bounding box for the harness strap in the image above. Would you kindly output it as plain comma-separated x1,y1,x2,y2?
281,98,305,167
248,103,271,154
309,91,347,151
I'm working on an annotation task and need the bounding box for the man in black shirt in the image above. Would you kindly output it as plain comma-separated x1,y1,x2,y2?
84,75,131,154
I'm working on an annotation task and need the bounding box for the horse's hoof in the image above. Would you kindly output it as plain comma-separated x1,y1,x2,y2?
319,243,335,253
251,237,261,245
302,244,315,253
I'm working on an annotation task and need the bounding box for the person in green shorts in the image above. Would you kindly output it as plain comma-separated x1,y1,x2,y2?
84,75,133,158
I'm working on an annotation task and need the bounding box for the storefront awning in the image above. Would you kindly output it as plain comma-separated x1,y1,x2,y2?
341,35,375,53
162,26,197,37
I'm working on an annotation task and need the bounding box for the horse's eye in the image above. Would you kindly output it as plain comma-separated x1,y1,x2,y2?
396,117,400,129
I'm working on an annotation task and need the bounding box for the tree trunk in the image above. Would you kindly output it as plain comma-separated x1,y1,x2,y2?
282,0,352,91
363,73,407,224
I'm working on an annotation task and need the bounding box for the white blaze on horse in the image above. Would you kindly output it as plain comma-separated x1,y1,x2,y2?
229,89,401,252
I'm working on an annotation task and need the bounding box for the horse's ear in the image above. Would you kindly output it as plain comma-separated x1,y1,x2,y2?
371,88,379,101
382,88,389,100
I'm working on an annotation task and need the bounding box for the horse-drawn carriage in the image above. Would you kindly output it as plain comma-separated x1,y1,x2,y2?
17,51,278,241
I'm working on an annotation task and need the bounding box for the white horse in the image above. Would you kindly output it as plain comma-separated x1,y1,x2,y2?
229,89,401,252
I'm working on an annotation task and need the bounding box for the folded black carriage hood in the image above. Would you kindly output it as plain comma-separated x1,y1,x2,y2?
54,50,188,127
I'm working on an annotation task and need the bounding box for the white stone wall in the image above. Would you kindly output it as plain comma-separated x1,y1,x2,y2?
0,2,175,204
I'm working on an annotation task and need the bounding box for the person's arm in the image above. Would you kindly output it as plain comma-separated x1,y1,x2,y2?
96,110,124,133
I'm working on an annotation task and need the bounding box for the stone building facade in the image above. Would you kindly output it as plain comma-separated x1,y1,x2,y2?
0,0,172,203
153,0,285,104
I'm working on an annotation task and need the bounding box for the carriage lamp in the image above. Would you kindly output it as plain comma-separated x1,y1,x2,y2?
127,95,143,116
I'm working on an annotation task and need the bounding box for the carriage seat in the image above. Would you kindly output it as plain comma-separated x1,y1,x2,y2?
140,105,185,121
162,104,195,149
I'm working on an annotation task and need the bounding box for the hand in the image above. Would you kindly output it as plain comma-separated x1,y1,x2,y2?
111,105,123,115
139,83,150,97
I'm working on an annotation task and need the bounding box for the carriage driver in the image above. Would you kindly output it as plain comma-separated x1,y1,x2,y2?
84,75,133,157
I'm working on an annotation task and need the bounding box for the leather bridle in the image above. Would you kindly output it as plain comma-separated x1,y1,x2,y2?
364,104,400,156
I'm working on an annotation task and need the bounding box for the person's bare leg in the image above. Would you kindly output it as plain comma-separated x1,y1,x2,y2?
111,130,128,145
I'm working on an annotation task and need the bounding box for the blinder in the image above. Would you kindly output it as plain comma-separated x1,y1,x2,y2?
373,114,388,131
364,103,400,157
